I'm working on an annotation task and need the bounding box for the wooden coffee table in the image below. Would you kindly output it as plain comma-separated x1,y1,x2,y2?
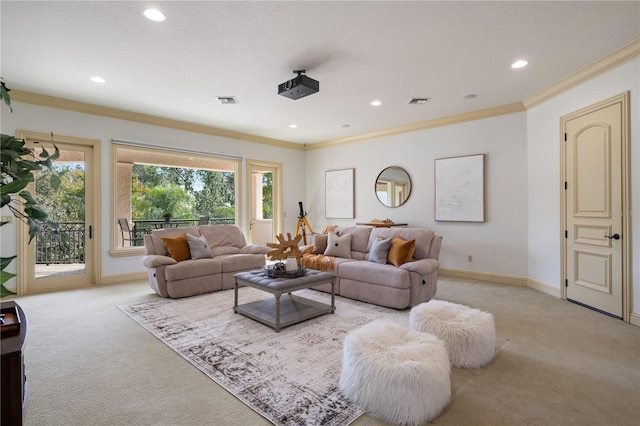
233,269,335,332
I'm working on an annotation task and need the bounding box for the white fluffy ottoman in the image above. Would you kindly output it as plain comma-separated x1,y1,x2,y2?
339,320,451,425
409,300,495,368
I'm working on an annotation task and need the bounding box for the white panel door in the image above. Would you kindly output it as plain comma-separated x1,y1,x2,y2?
564,95,627,319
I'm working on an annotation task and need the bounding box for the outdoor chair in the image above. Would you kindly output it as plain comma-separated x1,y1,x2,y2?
198,216,210,225
118,218,144,247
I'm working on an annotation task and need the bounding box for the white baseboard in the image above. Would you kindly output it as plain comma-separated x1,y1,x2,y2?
526,278,561,298
439,268,640,326
101,271,147,286
440,268,528,287
438,268,560,299
440,268,561,298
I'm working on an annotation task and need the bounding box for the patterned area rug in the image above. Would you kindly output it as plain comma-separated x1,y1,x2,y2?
119,288,408,426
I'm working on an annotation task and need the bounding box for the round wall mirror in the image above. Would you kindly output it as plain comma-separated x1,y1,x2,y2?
375,166,412,207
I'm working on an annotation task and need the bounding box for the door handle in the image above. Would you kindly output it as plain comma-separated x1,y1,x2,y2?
604,233,620,240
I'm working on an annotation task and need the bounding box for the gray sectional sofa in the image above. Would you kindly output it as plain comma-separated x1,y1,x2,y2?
142,224,268,298
302,226,442,309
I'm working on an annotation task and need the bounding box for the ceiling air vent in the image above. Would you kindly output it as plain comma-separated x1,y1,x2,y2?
408,98,430,105
216,96,238,104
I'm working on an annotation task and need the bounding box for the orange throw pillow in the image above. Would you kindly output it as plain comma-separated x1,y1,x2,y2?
387,237,416,267
161,234,191,262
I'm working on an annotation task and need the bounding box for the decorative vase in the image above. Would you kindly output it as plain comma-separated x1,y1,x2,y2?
286,257,298,272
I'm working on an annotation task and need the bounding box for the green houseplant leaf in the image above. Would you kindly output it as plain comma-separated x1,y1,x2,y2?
1,81,61,296
0,256,17,297
0,78,12,112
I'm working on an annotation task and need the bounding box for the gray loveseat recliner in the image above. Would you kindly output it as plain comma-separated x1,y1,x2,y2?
142,224,268,298
302,226,442,309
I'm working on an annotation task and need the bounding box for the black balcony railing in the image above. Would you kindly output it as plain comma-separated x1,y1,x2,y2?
36,221,85,265
37,218,237,259
131,217,235,242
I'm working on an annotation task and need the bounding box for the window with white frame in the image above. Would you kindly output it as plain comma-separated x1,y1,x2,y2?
113,143,240,250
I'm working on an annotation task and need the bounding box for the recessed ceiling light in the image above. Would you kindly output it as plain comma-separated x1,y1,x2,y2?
144,8,166,22
90,76,106,84
463,94,477,100
511,59,528,69
370,100,382,106
289,124,298,129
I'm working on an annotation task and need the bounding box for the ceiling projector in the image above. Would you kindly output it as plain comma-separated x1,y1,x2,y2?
278,70,319,100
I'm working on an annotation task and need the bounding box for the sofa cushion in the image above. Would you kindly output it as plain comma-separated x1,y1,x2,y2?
335,226,372,255
369,228,435,260
199,225,247,256
311,233,328,254
161,234,191,262
142,255,177,268
164,258,222,281
369,237,392,264
186,233,213,259
400,258,440,275
216,253,266,273
239,244,269,255
427,235,443,260
150,226,200,256
340,261,410,289
388,237,416,267
324,232,352,258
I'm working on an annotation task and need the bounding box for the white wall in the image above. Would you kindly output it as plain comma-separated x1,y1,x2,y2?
1,59,637,318
305,112,529,278
527,58,639,312
0,102,306,286
305,58,639,317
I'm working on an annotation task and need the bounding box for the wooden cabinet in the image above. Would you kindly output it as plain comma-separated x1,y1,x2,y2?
1,301,27,426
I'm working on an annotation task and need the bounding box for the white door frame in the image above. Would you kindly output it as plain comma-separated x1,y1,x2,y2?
246,159,282,244
16,131,102,294
559,92,630,322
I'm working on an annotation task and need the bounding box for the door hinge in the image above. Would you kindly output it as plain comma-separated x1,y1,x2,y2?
565,279,568,287
564,181,567,190
565,230,568,238
89,225,93,239
564,133,567,141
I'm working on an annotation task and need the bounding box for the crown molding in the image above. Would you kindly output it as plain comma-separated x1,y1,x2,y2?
10,90,304,151
307,102,526,150
523,38,640,109
10,39,639,151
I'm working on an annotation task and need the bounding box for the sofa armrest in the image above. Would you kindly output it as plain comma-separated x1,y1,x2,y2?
400,258,440,275
142,255,177,268
240,244,269,255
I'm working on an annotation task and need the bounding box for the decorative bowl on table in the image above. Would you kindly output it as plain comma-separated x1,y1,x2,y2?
264,262,306,278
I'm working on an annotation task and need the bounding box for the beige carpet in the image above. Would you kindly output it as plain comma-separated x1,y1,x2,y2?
7,276,640,426
118,288,409,426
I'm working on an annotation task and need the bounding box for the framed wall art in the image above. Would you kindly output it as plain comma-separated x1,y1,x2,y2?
325,168,354,219
434,154,485,222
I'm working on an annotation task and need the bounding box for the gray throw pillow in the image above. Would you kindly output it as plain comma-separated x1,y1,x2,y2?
323,232,352,258
312,233,328,254
368,237,392,264
187,233,213,259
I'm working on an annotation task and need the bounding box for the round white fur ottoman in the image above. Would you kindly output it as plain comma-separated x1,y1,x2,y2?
339,320,451,425
409,300,495,368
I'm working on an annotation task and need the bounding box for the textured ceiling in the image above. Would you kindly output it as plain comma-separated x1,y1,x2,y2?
1,1,639,145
